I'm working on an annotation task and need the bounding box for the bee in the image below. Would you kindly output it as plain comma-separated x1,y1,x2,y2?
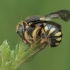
16,10,70,48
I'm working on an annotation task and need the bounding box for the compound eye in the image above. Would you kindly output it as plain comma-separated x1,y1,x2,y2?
17,25,25,38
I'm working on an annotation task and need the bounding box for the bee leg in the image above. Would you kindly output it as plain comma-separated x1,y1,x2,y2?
24,30,33,49
38,38,48,48
32,26,41,43
39,29,47,48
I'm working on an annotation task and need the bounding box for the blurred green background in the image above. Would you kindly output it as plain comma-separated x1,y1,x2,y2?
0,0,70,70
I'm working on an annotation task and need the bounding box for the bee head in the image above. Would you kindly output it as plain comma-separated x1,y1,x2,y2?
16,21,26,39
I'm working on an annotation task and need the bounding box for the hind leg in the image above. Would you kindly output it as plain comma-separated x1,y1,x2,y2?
39,28,47,48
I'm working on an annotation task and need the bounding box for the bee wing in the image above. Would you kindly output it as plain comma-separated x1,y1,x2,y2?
45,10,70,21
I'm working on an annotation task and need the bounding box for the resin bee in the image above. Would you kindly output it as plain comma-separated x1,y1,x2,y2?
16,10,70,48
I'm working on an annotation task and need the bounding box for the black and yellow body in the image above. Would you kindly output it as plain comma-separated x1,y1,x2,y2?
16,10,70,48
42,21,62,47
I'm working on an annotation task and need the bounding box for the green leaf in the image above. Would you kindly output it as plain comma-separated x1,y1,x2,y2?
0,40,46,70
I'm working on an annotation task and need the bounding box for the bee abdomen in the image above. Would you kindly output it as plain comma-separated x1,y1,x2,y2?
44,22,62,47
48,31,62,47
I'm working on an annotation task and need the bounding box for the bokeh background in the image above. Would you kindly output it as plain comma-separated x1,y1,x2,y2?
0,0,70,70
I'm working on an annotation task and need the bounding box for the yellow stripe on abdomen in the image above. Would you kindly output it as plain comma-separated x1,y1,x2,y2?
55,32,62,36
56,37,62,41
44,26,48,32
48,28,56,35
